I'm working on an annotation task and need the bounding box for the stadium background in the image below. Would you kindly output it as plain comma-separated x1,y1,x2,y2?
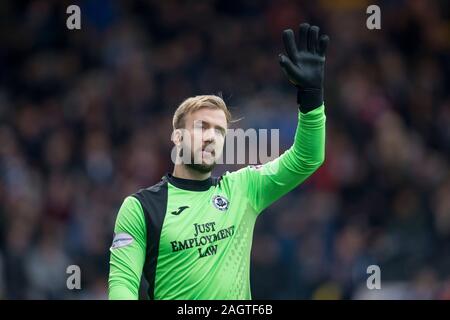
0,0,449,299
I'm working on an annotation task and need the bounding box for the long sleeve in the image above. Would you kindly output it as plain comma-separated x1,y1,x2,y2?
229,104,326,214
108,196,147,299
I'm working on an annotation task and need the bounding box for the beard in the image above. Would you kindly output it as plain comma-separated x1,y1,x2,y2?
186,162,215,174
181,147,216,174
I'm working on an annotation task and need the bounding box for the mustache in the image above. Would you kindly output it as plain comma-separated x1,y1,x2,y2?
201,144,216,154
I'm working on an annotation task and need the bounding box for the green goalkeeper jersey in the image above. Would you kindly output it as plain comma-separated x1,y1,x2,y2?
108,105,326,300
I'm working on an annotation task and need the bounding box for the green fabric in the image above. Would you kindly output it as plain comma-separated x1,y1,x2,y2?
108,105,326,299
108,196,146,299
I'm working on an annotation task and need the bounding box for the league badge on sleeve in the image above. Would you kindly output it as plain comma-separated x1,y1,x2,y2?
111,232,134,249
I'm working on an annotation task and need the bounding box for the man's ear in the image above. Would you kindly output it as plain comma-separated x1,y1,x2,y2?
171,129,183,146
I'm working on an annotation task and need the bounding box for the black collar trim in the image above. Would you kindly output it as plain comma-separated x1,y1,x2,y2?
166,173,214,191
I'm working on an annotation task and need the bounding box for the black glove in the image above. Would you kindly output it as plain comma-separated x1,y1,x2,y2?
279,23,329,113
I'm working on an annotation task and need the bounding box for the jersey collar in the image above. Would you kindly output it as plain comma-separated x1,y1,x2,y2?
165,173,213,191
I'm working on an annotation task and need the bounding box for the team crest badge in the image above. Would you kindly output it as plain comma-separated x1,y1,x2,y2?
212,195,229,211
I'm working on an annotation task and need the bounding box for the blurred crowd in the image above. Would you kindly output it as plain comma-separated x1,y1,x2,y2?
0,0,449,299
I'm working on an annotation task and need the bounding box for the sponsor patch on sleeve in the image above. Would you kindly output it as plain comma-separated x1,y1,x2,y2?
111,232,134,249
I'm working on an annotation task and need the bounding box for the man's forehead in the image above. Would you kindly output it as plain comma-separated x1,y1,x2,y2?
187,108,227,127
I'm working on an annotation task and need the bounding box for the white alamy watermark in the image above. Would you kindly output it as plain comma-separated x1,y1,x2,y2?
366,5,381,30
66,265,81,290
171,120,280,172
66,5,81,30
366,265,381,290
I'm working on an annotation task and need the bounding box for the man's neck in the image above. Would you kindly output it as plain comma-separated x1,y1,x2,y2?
172,164,211,181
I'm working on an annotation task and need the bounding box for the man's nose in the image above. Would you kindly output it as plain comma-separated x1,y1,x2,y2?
203,128,216,142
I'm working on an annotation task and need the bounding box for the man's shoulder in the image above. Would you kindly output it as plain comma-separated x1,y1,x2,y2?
223,165,261,176
131,175,169,203
217,165,257,185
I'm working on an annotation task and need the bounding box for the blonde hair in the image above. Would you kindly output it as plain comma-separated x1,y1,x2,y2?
172,95,232,130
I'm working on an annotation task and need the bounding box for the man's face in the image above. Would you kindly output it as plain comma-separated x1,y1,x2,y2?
177,108,227,173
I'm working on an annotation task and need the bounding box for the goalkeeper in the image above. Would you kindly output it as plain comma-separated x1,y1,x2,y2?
108,23,329,300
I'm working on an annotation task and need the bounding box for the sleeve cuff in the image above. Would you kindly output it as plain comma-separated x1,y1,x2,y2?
298,104,326,128
297,88,323,113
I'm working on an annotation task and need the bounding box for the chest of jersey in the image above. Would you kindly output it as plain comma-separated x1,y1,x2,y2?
160,184,237,260
150,177,258,299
